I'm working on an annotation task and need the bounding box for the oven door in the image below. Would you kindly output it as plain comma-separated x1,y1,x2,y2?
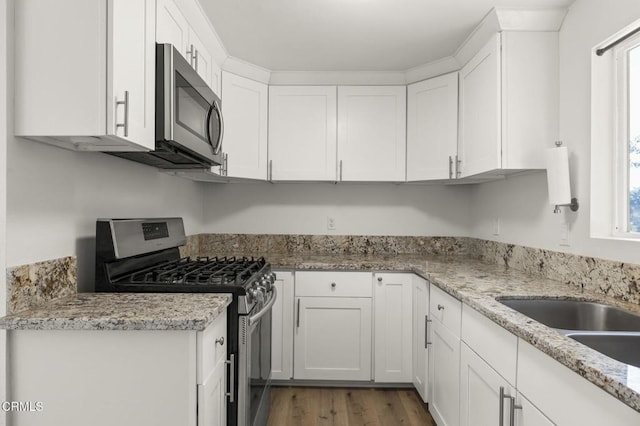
238,288,276,426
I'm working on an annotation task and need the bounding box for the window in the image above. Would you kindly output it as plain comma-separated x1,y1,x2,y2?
615,33,640,235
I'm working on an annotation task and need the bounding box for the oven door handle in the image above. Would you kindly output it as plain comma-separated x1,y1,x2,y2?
248,286,277,326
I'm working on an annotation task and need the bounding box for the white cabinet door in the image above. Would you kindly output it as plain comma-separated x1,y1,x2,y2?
460,343,513,426
337,86,406,181
198,359,226,426
294,297,372,381
516,393,555,426
156,0,189,58
187,28,214,90
221,72,268,180
458,33,501,178
373,273,413,383
271,271,294,380
268,86,338,181
407,73,459,181
412,275,429,402
430,317,461,426
108,0,156,149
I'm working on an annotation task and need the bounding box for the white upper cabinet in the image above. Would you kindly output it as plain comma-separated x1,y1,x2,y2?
221,72,268,180
187,28,215,91
156,0,189,56
458,32,559,178
14,0,156,151
407,73,459,181
337,86,407,182
268,86,338,181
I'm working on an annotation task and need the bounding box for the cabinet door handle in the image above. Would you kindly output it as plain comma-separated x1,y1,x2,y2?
193,49,199,72
225,354,235,403
509,395,522,426
187,44,195,66
425,315,432,348
456,155,461,178
215,336,225,346
339,160,343,181
115,91,129,137
449,156,453,179
269,159,273,182
499,386,508,426
296,298,301,328
437,304,445,311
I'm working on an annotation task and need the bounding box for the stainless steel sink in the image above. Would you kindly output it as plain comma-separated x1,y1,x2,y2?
567,333,640,368
496,298,640,332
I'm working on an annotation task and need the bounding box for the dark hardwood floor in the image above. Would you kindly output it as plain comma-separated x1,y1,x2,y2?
267,386,437,426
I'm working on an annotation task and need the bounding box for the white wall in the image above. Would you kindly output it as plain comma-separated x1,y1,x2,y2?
468,0,640,264
202,182,471,236
7,138,206,290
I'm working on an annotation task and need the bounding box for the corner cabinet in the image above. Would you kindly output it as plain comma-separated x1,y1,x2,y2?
337,86,407,182
268,86,338,181
293,271,372,381
373,273,413,383
221,72,268,180
458,32,559,178
14,0,156,152
407,73,459,181
8,310,228,426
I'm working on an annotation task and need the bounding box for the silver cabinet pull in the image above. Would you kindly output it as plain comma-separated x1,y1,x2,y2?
509,395,522,426
269,159,273,182
437,304,445,311
339,160,343,181
425,315,432,348
377,277,382,282
225,354,235,403
296,299,301,328
499,386,508,426
215,336,225,346
187,44,195,66
456,154,461,178
193,49,199,71
115,91,129,137
222,153,228,176
331,282,337,288
449,156,453,179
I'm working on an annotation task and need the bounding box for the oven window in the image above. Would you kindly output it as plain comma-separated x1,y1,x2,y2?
174,72,209,143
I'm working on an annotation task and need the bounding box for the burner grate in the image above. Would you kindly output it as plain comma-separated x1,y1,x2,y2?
116,256,266,286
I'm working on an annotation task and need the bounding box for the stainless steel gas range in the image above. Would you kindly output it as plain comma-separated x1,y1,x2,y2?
94,218,275,426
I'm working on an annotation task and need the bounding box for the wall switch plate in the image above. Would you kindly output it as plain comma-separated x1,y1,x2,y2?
327,216,336,230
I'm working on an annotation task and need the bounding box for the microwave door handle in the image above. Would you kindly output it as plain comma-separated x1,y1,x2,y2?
206,99,224,155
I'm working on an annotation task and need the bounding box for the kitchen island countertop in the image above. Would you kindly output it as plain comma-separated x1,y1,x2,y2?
267,253,640,413
0,292,232,331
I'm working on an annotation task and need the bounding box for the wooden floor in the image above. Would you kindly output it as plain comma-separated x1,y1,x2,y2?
267,387,436,426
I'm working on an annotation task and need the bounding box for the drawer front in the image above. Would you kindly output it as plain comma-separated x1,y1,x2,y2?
461,304,517,385
429,284,461,336
295,271,372,298
197,311,227,384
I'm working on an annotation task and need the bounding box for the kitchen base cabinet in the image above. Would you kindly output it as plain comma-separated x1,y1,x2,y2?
517,339,640,426
430,318,461,426
294,296,372,381
412,275,429,402
271,270,294,380
459,343,513,426
7,311,227,426
373,273,413,383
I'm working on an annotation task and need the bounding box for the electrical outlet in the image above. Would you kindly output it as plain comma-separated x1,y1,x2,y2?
492,218,500,236
560,222,570,246
327,216,336,230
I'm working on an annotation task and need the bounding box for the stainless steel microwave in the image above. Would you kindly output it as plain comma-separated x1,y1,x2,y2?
110,44,224,169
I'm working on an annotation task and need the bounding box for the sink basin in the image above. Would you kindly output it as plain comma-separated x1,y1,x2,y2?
497,298,640,332
568,333,640,368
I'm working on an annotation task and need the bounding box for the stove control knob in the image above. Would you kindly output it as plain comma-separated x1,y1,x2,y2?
260,277,272,291
267,272,277,283
248,287,260,302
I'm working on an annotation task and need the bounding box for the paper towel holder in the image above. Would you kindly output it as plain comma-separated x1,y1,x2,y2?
550,141,579,214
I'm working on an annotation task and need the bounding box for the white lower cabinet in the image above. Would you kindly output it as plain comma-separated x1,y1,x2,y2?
271,270,294,380
8,309,227,426
373,273,413,383
412,275,430,402
459,343,513,426
293,271,372,381
430,317,461,426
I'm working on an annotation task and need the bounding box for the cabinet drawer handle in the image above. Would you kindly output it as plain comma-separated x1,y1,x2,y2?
215,336,224,346
437,304,445,311
425,316,432,348
377,277,382,282
296,299,301,328
331,282,337,288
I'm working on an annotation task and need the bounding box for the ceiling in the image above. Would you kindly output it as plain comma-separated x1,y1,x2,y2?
200,0,575,72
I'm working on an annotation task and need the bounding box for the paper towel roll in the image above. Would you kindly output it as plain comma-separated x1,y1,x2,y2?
546,146,571,205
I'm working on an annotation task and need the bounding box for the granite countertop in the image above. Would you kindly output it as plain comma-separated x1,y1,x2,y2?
0,293,232,331
268,253,640,413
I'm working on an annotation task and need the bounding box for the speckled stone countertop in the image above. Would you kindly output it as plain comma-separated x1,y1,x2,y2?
0,293,232,331
269,253,640,413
